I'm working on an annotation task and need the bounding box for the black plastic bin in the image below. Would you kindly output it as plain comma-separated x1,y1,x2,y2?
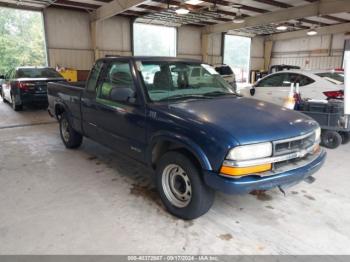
297,100,350,149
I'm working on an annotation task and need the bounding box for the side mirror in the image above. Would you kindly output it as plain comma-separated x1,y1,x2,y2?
110,87,136,104
250,88,256,96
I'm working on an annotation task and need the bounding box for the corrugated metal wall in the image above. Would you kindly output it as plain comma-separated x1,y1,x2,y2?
205,33,223,65
271,33,345,69
44,8,94,70
44,8,207,69
95,16,132,60
177,26,202,61
250,37,264,70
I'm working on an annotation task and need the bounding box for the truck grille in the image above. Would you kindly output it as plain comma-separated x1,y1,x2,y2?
273,132,316,157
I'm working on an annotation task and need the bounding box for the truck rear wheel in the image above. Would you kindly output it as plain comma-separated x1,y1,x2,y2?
156,151,214,220
321,130,342,149
59,113,83,149
339,132,350,144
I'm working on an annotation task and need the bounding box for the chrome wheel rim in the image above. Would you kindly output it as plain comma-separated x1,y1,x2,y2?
162,164,192,208
61,118,70,143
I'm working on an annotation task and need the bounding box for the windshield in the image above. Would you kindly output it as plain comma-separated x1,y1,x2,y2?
316,72,344,85
16,68,63,79
137,61,234,102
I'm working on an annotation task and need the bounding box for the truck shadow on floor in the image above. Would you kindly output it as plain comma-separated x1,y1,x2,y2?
77,137,313,220
80,138,163,208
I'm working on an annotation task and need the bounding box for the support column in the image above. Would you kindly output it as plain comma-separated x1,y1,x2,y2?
264,40,273,71
90,20,100,61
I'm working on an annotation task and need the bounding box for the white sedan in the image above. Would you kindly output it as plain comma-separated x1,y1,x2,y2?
240,70,344,106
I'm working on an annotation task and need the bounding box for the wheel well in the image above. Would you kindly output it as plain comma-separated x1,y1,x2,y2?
55,104,65,120
151,140,202,171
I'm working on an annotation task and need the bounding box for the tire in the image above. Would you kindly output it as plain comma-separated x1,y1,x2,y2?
339,132,350,145
156,151,215,220
1,90,6,103
321,130,342,149
11,94,22,111
59,112,83,149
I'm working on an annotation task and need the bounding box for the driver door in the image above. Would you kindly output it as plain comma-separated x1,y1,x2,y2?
94,60,147,162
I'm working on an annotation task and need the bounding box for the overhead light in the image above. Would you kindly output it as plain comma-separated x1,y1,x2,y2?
185,0,203,5
276,25,288,31
307,29,318,36
233,8,245,24
175,8,190,15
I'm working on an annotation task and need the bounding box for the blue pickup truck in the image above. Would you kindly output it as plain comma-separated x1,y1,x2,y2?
47,57,326,219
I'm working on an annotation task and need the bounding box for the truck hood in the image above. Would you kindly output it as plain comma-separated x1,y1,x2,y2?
159,97,318,145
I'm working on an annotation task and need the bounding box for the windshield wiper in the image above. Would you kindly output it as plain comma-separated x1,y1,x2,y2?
202,91,237,97
158,94,212,102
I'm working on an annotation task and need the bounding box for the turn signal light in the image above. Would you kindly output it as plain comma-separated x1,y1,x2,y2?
220,163,272,177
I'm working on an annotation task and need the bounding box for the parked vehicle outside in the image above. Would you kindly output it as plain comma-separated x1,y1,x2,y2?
1,66,64,111
47,57,326,220
0,75,5,95
214,64,237,90
241,70,344,106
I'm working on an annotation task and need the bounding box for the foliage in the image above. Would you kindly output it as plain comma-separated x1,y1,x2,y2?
133,23,177,57
0,8,47,75
223,35,251,82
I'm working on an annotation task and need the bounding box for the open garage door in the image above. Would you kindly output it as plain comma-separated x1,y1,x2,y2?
0,7,47,75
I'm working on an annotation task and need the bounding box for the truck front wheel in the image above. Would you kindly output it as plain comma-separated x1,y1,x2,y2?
156,151,214,220
59,113,83,149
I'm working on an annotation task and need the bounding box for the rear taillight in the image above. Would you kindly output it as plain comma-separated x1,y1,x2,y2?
323,90,344,100
16,82,29,91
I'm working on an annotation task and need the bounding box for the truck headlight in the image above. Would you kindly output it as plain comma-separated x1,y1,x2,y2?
315,127,321,142
226,142,272,161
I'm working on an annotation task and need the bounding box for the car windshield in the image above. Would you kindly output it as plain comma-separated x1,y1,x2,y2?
17,68,63,79
215,66,233,75
315,72,344,85
137,61,235,102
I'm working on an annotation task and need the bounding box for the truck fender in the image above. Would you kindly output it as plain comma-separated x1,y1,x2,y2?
147,131,212,171
53,99,71,120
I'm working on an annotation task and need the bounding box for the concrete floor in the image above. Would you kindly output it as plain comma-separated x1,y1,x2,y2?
0,101,350,255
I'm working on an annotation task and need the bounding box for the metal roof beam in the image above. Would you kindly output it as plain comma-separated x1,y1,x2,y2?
92,0,145,21
270,22,350,41
203,0,350,34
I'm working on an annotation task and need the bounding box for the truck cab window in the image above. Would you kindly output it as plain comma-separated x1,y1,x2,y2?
98,61,134,102
86,61,103,92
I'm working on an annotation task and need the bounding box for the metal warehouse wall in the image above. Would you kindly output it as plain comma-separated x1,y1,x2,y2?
251,37,265,70
177,26,202,60
44,7,204,70
205,33,223,65
44,8,94,70
95,16,132,59
271,33,345,70
44,7,132,70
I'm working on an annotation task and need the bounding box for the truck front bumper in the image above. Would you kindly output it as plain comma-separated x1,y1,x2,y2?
203,149,326,194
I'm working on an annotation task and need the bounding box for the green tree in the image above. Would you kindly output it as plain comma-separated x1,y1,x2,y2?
0,7,47,75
